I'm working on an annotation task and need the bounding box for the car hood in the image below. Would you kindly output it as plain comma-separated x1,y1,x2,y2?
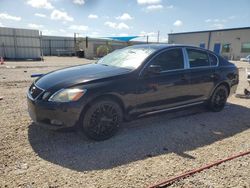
35,63,131,90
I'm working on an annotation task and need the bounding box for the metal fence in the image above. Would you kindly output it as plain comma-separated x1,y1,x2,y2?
0,27,41,60
0,27,147,60
42,36,75,56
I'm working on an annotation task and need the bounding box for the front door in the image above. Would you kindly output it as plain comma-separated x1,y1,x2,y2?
135,48,192,114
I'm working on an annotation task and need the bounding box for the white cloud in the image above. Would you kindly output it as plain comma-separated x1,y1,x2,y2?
41,29,56,35
140,31,147,35
0,13,21,21
104,21,116,28
42,29,72,36
205,18,228,29
146,4,163,10
35,13,47,18
119,33,129,36
88,14,98,19
116,13,133,20
140,31,156,36
27,0,53,9
137,0,161,5
146,32,156,36
28,23,44,29
137,31,167,42
0,22,4,27
211,23,224,29
73,0,85,5
117,23,129,29
104,22,130,30
173,20,183,27
205,18,227,23
228,15,236,20
166,5,174,9
51,9,74,22
90,32,99,37
69,24,89,31
59,29,66,33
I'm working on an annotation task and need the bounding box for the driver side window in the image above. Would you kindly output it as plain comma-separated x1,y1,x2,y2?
152,48,184,72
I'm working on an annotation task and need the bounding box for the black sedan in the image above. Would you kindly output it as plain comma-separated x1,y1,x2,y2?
27,44,238,140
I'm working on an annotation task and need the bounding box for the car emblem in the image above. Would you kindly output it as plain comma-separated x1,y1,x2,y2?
30,86,36,94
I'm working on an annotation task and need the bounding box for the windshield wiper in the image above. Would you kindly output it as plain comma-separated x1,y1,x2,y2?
99,63,109,66
128,50,136,54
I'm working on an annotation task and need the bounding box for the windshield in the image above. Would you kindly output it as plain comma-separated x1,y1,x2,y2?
97,46,156,69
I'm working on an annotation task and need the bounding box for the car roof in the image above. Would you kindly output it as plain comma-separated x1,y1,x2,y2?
131,43,204,50
130,43,218,55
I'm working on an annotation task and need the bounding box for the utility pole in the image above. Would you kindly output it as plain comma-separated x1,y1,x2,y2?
146,35,149,44
157,30,160,43
40,31,43,61
74,32,77,55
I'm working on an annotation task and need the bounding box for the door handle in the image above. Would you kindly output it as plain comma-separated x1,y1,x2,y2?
210,74,217,79
181,74,188,81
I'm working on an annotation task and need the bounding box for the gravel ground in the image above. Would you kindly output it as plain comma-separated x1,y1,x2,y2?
0,57,249,188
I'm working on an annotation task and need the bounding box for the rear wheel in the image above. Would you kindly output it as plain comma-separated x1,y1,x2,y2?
208,85,228,112
82,99,122,141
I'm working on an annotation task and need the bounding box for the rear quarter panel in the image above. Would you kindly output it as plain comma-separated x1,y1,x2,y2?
210,57,239,97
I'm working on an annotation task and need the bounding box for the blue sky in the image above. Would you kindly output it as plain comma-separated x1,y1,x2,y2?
0,0,249,42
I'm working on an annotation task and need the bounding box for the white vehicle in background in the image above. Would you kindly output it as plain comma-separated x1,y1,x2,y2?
240,55,250,62
244,68,250,96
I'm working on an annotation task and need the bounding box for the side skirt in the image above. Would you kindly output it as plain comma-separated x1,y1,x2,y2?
138,101,205,118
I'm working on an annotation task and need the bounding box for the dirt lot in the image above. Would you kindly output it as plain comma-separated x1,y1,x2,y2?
0,57,249,188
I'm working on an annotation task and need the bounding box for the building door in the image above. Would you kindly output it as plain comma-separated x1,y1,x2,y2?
200,43,205,48
213,43,221,54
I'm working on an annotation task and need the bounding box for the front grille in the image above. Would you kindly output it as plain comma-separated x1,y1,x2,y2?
29,83,44,99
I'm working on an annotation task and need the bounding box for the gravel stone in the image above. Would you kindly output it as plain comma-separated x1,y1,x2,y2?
0,57,249,188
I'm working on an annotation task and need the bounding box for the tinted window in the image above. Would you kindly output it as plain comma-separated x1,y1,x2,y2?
152,49,184,71
187,49,210,68
208,53,218,66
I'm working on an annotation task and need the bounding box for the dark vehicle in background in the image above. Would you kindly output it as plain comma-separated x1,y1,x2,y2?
27,44,239,140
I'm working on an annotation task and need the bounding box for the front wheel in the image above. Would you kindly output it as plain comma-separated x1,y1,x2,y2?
82,99,122,141
208,85,228,112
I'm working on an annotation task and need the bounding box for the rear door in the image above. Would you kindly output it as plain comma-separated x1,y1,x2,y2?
184,48,216,101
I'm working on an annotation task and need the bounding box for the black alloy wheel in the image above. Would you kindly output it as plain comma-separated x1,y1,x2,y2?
82,99,122,141
208,85,228,112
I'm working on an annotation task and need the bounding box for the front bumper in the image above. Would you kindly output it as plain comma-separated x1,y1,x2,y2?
27,95,83,130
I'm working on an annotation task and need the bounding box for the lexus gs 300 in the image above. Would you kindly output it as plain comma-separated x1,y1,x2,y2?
27,44,238,140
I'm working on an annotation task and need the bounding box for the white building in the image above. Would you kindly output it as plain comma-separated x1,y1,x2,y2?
168,27,250,60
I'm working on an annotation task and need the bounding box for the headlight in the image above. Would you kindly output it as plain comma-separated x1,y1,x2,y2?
48,88,87,102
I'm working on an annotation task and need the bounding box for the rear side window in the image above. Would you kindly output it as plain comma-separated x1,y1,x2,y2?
152,48,184,71
208,53,218,66
187,49,210,68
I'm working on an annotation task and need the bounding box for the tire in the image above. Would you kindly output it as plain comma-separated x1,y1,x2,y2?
82,99,122,141
208,85,229,112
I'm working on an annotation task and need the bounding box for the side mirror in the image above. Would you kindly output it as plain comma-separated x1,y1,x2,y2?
147,64,162,74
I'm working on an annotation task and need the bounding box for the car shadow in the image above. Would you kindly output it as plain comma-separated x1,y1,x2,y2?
28,102,250,172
